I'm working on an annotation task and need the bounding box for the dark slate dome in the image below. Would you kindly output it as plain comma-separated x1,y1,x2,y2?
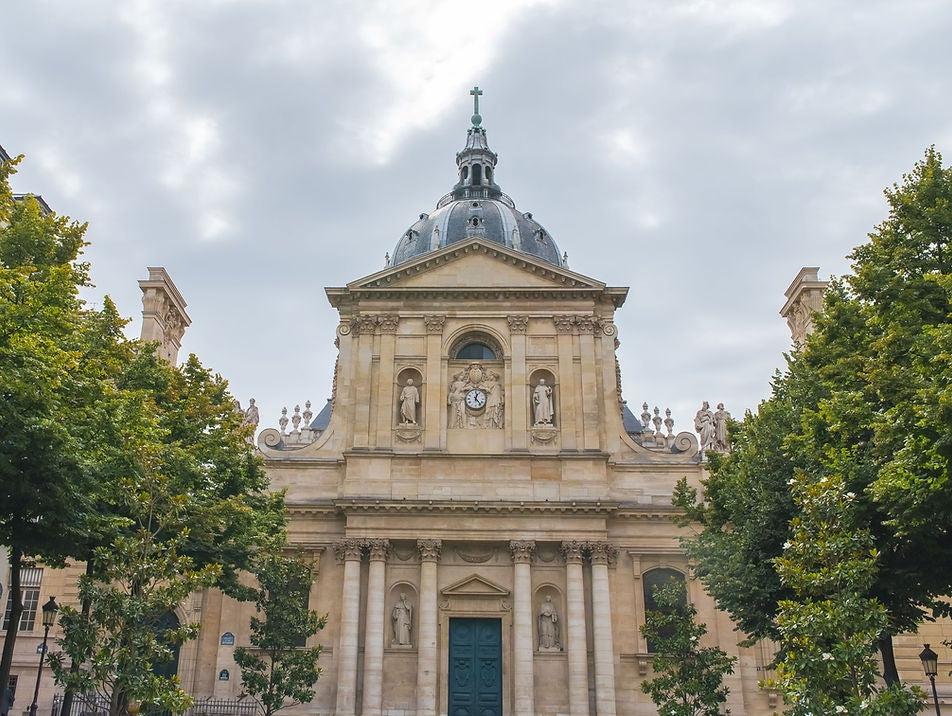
390,89,564,268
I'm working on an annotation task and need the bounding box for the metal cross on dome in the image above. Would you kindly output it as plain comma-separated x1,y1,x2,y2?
470,85,483,127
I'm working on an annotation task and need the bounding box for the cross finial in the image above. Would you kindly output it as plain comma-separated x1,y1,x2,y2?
470,85,483,127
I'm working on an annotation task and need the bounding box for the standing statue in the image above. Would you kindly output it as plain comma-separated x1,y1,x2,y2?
714,402,731,452
484,371,504,428
532,379,554,426
391,592,413,646
242,398,260,445
399,379,420,425
537,596,560,651
448,372,467,428
694,401,715,454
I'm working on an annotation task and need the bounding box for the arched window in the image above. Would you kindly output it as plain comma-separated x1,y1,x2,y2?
472,164,483,186
486,167,493,183
456,342,496,360
642,568,687,653
461,166,469,181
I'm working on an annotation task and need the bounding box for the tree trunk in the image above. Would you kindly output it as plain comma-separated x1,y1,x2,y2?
878,632,901,686
0,545,24,698
60,559,96,716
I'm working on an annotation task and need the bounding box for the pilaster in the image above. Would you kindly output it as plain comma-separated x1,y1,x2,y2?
416,539,442,716
510,540,536,715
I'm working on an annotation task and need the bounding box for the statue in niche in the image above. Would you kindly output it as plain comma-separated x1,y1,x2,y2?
694,401,715,454
532,378,554,426
537,596,561,651
399,378,420,425
448,371,467,428
391,592,413,646
241,398,260,445
714,402,731,452
483,370,504,428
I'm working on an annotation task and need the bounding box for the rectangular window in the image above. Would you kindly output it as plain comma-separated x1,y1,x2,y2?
2,567,43,632
7,675,18,701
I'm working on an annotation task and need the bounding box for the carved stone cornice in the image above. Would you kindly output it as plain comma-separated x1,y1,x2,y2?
560,540,586,564
417,539,443,562
507,315,529,334
334,538,364,562
586,541,618,566
509,540,536,564
424,314,446,333
365,538,390,562
553,315,576,334
377,314,400,333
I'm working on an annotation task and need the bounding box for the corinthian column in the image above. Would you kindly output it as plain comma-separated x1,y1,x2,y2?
588,542,618,716
510,540,536,716
334,539,364,715
361,539,390,716
416,539,442,716
561,541,590,716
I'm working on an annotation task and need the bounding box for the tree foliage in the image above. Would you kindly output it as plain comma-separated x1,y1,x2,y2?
675,147,952,680
233,551,325,716
769,472,922,715
640,580,735,716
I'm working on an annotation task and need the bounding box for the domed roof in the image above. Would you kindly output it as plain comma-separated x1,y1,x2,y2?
390,88,564,268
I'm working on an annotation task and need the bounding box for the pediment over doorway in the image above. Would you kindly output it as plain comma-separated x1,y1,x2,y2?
441,573,510,597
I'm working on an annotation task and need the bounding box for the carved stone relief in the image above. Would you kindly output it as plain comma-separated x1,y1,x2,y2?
447,362,504,429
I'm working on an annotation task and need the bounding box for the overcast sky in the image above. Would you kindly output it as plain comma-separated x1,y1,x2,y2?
3,0,951,434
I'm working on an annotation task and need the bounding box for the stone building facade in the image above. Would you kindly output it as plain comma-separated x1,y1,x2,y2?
2,115,950,716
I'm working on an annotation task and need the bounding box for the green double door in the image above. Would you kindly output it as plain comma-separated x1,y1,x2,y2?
448,618,503,716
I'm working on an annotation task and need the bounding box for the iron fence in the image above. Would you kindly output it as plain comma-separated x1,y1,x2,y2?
52,695,258,716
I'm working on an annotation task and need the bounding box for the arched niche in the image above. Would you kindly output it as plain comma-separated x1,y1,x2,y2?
642,567,687,653
533,584,564,653
387,582,418,650
395,367,424,427
528,368,558,428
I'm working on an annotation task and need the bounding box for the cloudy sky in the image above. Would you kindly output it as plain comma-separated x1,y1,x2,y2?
3,0,951,433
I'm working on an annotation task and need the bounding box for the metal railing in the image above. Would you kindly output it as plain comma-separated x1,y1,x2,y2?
52,695,258,716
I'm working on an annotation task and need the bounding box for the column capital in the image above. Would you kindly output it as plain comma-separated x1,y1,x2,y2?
586,541,618,566
509,540,536,564
553,315,576,334
560,540,586,564
507,315,529,334
377,314,400,333
423,314,446,334
417,538,443,562
334,538,364,562
365,538,390,562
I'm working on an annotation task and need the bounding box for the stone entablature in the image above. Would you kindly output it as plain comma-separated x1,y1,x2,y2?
138,266,191,365
780,266,828,344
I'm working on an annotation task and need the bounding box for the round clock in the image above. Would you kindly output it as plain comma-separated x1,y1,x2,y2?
465,388,487,410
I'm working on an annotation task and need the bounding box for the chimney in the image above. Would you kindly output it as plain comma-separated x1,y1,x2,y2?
138,267,191,364
780,266,828,344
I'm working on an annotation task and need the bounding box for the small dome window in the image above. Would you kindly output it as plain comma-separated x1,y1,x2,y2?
456,342,496,360
486,167,493,182
472,164,483,186
461,166,469,180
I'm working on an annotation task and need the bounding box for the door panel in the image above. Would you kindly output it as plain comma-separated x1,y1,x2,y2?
448,618,502,716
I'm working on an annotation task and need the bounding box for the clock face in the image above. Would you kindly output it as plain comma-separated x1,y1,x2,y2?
465,389,487,410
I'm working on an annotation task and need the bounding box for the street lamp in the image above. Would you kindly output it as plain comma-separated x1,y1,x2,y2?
921,643,941,716
28,596,58,716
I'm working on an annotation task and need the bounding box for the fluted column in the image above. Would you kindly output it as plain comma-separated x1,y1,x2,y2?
510,540,536,716
416,539,442,716
335,539,365,715
361,539,390,716
588,542,618,716
562,541,590,716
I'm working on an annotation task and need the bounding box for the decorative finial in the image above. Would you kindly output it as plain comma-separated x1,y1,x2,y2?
470,86,483,127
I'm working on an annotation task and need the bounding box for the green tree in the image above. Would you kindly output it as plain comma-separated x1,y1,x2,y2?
233,550,325,716
675,146,952,682
770,472,922,715
640,580,735,716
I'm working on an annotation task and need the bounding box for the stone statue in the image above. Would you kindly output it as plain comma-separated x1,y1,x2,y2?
399,379,420,425
391,592,413,646
242,398,260,445
448,371,467,429
694,401,715,454
483,371,504,428
714,402,730,452
537,596,560,651
532,379,554,426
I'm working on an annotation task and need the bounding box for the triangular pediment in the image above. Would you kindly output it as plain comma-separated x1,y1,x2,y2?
441,573,510,597
347,239,606,291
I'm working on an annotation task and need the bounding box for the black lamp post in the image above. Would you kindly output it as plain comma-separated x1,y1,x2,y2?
28,596,58,716
921,643,941,716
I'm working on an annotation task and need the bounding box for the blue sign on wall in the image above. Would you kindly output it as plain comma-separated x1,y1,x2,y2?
220,632,235,646
218,669,230,681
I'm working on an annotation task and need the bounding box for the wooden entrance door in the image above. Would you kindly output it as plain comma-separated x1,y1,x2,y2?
448,618,502,716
